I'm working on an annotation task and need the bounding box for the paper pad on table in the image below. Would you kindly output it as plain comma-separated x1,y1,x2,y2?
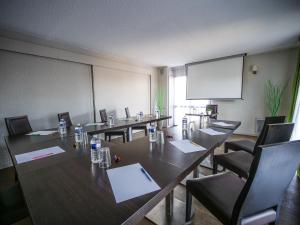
15,146,65,164
107,163,160,203
85,122,105,126
212,122,234,127
199,128,225,136
27,131,57,136
169,139,206,153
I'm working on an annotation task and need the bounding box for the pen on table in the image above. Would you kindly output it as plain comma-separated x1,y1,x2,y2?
140,168,152,181
32,152,54,160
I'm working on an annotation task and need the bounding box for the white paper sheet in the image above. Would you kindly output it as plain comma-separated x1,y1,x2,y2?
107,163,160,203
169,139,206,153
26,130,57,136
199,128,226,136
15,146,65,164
85,122,105,126
212,122,235,127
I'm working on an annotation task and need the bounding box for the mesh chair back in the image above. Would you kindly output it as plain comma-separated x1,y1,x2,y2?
5,115,32,136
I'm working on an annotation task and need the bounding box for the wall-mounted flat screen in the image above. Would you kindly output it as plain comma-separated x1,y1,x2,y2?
186,55,244,99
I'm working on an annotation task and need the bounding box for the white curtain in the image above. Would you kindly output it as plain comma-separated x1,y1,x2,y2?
291,89,300,140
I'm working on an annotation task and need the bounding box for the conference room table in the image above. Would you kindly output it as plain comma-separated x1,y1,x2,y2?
84,115,171,140
5,119,240,225
22,115,171,142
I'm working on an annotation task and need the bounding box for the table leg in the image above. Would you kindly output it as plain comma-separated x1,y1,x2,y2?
146,189,195,225
210,148,214,167
200,148,215,169
193,166,199,178
165,191,174,217
199,115,202,129
127,127,133,142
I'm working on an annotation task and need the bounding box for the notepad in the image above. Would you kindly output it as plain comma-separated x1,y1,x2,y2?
169,139,206,153
26,130,57,136
85,122,105,126
15,146,65,164
199,128,225,136
107,163,160,203
212,122,234,127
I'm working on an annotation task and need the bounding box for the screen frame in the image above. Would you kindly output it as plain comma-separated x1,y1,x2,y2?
185,53,246,100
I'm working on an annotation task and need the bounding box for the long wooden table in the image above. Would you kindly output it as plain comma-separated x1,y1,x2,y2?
5,120,240,225
85,115,171,137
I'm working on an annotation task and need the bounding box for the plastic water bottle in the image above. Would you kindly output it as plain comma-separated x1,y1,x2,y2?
182,116,188,131
149,123,157,142
155,109,160,119
58,119,67,136
90,135,101,164
108,115,114,126
74,124,83,143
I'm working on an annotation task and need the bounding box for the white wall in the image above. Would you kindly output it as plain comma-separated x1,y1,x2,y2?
93,66,151,120
213,48,298,135
0,37,158,169
0,36,159,110
0,50,93,133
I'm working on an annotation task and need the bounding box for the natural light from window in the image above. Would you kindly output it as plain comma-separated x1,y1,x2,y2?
171,76,209,125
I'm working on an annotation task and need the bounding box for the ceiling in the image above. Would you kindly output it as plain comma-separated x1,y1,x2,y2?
0,0,300,67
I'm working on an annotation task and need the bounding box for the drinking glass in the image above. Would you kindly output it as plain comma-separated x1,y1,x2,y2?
98,147,112,168
83,132,89,146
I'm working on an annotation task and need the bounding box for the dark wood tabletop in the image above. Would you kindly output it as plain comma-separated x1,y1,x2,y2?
85,115,172,135
5,121,240,225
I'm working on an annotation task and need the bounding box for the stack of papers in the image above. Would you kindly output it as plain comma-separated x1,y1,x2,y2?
107,163,160,203
199,128,225,136
169,139,206,153
26,131,57,136
85,122,105,126
15,146,65,164
212,122,234,127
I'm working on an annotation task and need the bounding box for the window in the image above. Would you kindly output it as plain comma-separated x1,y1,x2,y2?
170,75,209,125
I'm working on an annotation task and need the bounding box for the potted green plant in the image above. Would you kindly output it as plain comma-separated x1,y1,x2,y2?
155,88,165,130
265,80,284,116
264,81,300,177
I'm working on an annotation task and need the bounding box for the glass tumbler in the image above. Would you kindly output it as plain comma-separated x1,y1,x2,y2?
98,147,112,168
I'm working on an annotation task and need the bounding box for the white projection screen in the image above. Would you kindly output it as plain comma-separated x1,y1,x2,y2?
186,55,244,99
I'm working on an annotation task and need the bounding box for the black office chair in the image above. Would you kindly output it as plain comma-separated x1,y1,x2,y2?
57,112,73,128
125,107,147,137
186,139,300,225
0,183,29,225
5,115,32,136
99,109,127,143
224,116,286,154
213,123,294,178
206,104,218,119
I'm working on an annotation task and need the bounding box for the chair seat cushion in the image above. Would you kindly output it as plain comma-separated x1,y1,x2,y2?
214,151,254,178
187,172,245,225
225,140,255,154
